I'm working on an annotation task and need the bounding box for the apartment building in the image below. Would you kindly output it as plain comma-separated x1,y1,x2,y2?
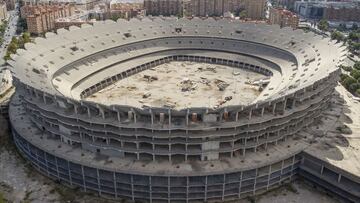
187,0,266,20
110,0,145,20
21,4,76,34
144,0,182,16
0,2,7,21
5,0,15,10
295,1,360,22
269,7,298,29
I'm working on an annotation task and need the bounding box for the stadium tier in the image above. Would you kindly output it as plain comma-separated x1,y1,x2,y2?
8,17,346,202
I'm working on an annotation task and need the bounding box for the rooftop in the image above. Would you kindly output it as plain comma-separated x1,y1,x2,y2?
8,17,346,111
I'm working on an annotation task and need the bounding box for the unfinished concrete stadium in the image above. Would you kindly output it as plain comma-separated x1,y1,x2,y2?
7,17,360,202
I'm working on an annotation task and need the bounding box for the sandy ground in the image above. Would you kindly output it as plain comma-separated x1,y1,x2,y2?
87,61,265,109
252,180,339,203
0,150,60,203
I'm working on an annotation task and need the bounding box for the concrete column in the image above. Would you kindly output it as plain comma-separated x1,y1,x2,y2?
261,107,265,117
81,165,86,192
98,106,105,119
267,165,272,190
253,168,258,195
272,103,276,114
320,165,324,175
292,98,296,109
55,157,60,180
283,99,287,113
168,176,171,203
117,111,121,122
238,171,243,198
204,176,208,201
248,109,252,120
128,111,133,121
168,109,171,130
44,152,50,176
290,156,295,181
265,133,269,150
113,172,117,198
159,113,165,123
87,106,91,118
68,161,73,186
231,141,234,158
222,175,225,201
43,94,47,104
337,174,342,182
149,176,152,203
74,104,78,115
236,112,239,121
150,110,154,127
186,177,189,203
186,109,189,126
131,175,135,201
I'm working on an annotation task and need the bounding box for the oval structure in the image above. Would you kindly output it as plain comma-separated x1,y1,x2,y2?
8,17,346,202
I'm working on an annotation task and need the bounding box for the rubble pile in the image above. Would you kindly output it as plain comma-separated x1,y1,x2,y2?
180,78,198,92
214,79,230,91
143,75,158,82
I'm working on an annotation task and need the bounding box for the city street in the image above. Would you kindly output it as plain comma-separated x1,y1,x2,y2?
0,3,19,63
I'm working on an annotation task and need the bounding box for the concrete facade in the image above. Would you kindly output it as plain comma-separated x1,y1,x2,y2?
21,4,76,34
8,18,351,202
269,7,298,29
144,0,182,16
0,69,13,119
186,0,266,19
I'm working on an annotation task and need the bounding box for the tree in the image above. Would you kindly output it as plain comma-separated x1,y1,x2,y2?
318,19,329,31
352,23,358,31
356,88,360,96
239,10,247,19
349,82,360,93
338,23,347,31
339,65,352,72
331,31,345,42
354,62,360,70
341,74,357,89
351,69,360,80
4,37,20,61
348,31,360,42
349,41,360,52
111,15,120,21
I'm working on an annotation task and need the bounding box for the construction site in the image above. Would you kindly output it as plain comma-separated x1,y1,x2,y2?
87,61,266,109
3,17,360,202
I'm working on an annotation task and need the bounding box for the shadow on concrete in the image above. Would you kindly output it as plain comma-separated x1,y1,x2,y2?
303,87,356,162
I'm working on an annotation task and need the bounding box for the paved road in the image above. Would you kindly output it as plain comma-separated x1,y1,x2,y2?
0,3,19,62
